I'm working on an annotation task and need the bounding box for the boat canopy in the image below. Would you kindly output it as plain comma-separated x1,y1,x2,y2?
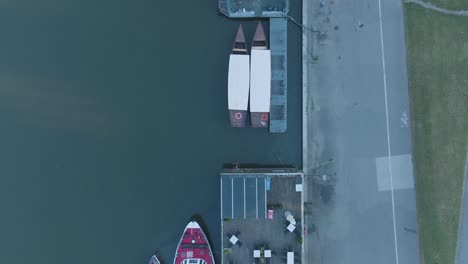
250,49,271,112
228,54,250,111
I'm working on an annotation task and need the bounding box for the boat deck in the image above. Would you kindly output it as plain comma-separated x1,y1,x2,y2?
174,223,214,264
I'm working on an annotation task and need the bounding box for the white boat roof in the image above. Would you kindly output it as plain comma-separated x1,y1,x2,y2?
249,50,271,112
228,54,250,111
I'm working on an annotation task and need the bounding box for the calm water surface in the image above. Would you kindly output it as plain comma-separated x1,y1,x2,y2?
0,0,302,263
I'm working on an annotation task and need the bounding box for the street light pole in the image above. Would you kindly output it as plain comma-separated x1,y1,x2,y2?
306,159,334,171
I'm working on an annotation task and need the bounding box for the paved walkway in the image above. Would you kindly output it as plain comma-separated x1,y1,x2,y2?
456,153,468,264
302,0,420,263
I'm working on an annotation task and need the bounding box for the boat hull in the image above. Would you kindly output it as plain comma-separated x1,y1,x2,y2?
228,25,250,128
249,22,270,129
149,255,161,264
173,221,214,264
229,110,247,127
251,112,269,128
249,49,270,129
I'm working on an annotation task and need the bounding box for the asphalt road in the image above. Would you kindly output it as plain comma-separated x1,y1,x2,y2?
303,0,420,263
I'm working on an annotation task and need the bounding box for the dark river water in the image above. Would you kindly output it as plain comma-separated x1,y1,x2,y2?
0,0,302,263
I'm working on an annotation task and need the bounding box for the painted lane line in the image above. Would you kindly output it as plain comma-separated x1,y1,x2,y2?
377,0,400,264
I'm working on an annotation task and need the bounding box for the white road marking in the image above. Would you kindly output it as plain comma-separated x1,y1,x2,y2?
377,0,400,264
232,178,234,218
256,178,258,219
401,111,409,128
244,178,246,218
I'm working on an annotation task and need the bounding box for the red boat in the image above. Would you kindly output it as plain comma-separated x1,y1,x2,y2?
173,221,215,264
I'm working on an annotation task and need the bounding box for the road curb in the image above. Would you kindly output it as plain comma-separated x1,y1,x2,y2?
302,0,309,263
455,147,468,264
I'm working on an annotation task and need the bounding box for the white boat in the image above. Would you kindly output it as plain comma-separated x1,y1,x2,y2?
249,22,271,128
228,25,250,127
149,255,161,264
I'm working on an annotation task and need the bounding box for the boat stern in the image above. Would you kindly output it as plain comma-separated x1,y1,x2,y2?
229,110,247,128
251,112,269,128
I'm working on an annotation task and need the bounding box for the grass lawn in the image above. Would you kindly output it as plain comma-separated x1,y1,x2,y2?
428,0,468,11
404,3,468,264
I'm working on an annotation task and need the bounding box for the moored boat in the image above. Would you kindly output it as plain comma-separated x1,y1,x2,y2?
249,21,271,128
173,221,214,264
149,255,161,264
228,25,250,127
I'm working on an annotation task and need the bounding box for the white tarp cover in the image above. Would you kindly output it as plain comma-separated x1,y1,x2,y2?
250,49,271,112
228,54,250,110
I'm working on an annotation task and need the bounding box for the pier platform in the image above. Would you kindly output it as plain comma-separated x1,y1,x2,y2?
219,0,288,18
269,18,288,133
220,167,303,264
